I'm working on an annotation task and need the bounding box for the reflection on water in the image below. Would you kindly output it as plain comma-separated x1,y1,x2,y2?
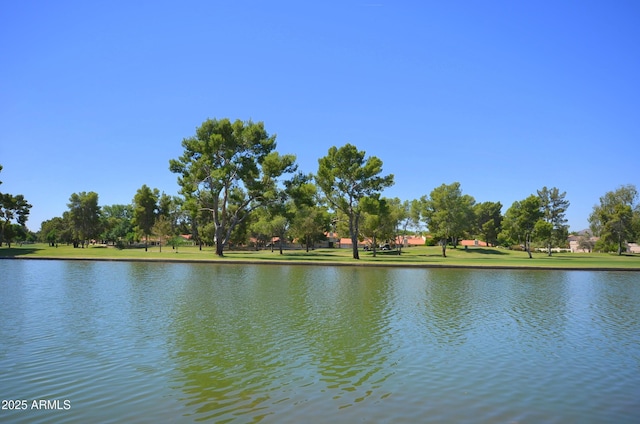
169,266,398,420
1,260,639,423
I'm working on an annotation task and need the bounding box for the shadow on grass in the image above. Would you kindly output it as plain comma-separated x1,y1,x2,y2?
228,251,353,260
0,247,44,257
261,256,346,262
421,247,508,257
463,248,507,255
363,251,402,257
262,252,348,258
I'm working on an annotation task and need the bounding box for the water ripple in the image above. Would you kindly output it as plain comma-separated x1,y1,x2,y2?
2,262,640,423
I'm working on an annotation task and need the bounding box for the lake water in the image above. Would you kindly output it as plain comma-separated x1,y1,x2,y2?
1,260,639,423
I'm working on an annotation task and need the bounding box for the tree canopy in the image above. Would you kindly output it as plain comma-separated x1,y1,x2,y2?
589,184,639,255
4,118,638,257
133,184,159,252
169,118,296,256
359,196,393,257
501,195,543,258
537,186,570,256
0,165,32,247
474,201,502,247
316,143,394,259
67,191,100,248
419,182,475,257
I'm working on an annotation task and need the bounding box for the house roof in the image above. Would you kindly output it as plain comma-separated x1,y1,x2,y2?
399,236,425,246
460,239,488,247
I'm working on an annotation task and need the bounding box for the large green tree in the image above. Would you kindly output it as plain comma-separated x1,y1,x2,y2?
537,186,570,256
474,201,503,247
0,165,32,247
420,182,475,257
101,204,134,246
501,195,543,258
359,196,393,257
589,184,638,255
1,193,32,247
169,118,296,256
316,143,394,259
67,191,101,248
132,185,159,252
40,216,66,246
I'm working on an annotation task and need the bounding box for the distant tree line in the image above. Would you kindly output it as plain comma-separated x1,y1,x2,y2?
4,118,639,257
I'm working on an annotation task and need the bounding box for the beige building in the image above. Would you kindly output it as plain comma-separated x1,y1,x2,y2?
568,235,640,253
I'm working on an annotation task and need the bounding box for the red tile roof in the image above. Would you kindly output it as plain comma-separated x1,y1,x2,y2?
460,239,487,247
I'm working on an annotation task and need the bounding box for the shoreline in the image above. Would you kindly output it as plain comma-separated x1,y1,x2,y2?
3,255,639,272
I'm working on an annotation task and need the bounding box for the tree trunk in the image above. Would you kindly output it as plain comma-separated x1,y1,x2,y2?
441,239,447,257
372,234,377,258
351,234,360,259
526,234,532,259
192,222,202,251
618,235,623,256
214,222,225,256
349,214,360,260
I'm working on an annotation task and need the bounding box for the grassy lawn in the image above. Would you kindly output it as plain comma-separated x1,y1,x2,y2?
1,243,639,270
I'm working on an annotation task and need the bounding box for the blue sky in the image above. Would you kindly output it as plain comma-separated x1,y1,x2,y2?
1,0,639,232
